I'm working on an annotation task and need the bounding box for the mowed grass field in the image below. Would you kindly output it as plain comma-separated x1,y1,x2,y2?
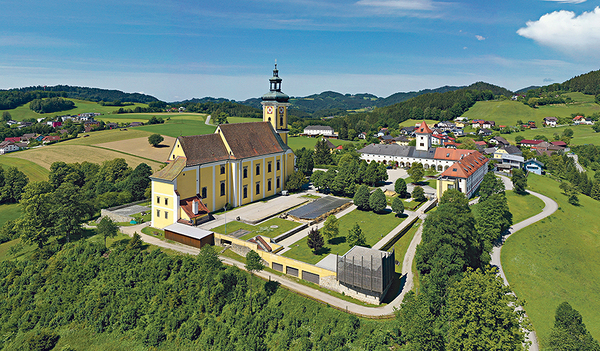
508,124,600,145
95,136,176,162
5,99,149,121
0,156,49,182
463,93,600,128
8,144,164,171
0,204,21,228
502,174,600,346
283,209,404,264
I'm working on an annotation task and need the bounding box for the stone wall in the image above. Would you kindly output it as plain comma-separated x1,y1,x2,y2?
320,276,382,305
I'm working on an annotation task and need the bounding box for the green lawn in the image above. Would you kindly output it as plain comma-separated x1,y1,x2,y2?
5,99,149,121
283,209,404,264
505,190,545,223
0,156,50,181
211,218,301,240
405,177,437,189
0,238,36,262
391,219,421,273
398,119,438,128
63,128,153,146
502,174,600,346
135,115,216,137
0,203,22,228
470,190,545,224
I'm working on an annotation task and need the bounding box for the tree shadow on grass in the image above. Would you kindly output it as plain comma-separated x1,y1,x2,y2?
376,208,393,215
328,236,346,245
313,247,331,256
395,213,409,219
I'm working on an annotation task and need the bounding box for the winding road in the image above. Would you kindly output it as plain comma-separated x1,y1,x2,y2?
118,174,558,347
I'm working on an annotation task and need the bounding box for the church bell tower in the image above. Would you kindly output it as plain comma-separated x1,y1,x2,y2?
261,63,290,144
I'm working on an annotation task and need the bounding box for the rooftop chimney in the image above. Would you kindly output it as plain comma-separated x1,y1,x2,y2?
193,200,199,215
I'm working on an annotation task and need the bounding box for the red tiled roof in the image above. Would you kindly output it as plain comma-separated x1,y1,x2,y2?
474,141,487,146
440,151,489,179
180,196,209,219
520,139,544,145
551,141,567,147
433,148,474,161
415,121,433,134
4,137,20,143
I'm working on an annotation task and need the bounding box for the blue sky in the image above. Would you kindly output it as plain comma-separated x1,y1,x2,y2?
1,0,600,101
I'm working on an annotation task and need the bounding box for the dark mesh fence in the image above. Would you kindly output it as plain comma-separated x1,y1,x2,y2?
288,196,350,219
336,248,395,295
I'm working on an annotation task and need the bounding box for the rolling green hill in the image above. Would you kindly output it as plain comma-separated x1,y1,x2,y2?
463,92,600,127
5,99,150,121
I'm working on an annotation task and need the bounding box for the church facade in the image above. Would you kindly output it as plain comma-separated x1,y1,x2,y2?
150,65,295,229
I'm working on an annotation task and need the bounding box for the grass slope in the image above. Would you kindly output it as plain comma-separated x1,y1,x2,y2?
283,209,403,264
0,203,21,228
5,99,149,121
135,115,216,137
509,124,600,145
502,174,600,346
0,156,49,181
464,93,600,129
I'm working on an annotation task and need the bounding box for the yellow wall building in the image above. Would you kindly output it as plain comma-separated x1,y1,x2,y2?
151,65,295,229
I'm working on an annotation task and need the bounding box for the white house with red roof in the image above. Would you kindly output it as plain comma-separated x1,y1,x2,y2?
436,151,489,199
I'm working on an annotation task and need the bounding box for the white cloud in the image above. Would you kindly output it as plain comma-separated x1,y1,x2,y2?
517,7,600,55
544,0,586,3
476,35,485,41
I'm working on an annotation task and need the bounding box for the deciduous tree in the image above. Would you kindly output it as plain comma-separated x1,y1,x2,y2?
353,184,370,211
512,169,527,194
412,186,426,202
549,301,600,351
286,170,306,192
18,181,55,248
394,178,408,197
407,163,424,183
322,215,339,242
368,188,387,213
446,268,528,350
347,223,366,247
148,134,164,147
478,172,504,202
391,196,404,216
98,217,119,248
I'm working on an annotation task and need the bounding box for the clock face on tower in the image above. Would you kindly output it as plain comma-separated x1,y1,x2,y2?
266,106,273,114
278,106,285,115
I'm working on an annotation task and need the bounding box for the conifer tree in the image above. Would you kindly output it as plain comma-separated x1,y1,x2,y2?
353,184,370,211
307,227,324,253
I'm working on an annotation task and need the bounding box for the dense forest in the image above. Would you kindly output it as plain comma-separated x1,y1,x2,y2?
0,91,64,110
14,85,159,104
0,240,398,350
561,69,600,95
175,101,262,119
29,97,75,114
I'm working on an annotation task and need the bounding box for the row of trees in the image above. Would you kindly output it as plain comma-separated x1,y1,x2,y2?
396,174,523,349
15,85,159,103
307,216,368,253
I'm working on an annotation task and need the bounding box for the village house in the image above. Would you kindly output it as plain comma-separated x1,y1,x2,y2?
42,135,60,144
519,139,544,148
0,141,19,155
543,117,558,127
524,158,544,175
489,136,510,147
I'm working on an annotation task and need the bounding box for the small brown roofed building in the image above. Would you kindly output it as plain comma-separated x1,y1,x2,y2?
42,135,60,144
128,122,143,127
20,133,36,142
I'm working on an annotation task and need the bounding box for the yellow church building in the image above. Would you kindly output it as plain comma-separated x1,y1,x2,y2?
150,65,295,229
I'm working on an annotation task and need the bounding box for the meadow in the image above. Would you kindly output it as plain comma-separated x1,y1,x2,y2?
0,156,49,182
502,174,600,346
283,209,404,264
5,99,149,121
8,144,164,171
463,92,600,128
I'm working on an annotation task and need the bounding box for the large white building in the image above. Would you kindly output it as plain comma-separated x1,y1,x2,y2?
358,121,475,172
303,125,335,137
